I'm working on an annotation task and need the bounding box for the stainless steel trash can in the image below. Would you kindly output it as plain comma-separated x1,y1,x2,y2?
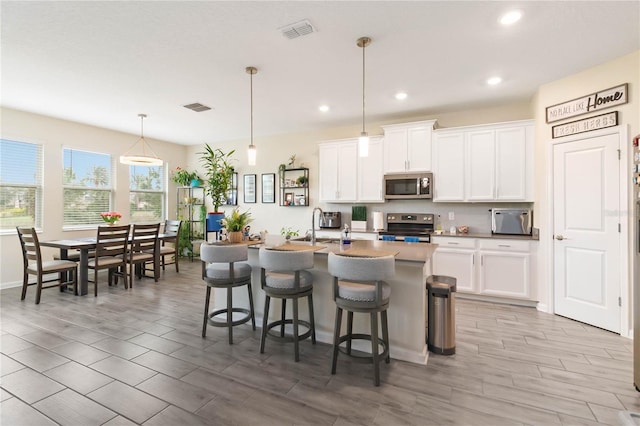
426,275,457,355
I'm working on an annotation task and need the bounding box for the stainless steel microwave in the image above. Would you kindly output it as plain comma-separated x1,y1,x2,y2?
384,173,433,200
491,208,532,235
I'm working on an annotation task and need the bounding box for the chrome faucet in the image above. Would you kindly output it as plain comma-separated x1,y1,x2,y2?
311,207,324,245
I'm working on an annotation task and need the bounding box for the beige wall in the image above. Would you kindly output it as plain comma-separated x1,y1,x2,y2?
0,108,188,286
532,50,639,322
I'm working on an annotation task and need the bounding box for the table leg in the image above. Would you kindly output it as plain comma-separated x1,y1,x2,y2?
78,248,89,296
59,249,70,292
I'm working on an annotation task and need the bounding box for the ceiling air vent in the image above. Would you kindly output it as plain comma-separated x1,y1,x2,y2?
279,19,315,39
183,103,211,112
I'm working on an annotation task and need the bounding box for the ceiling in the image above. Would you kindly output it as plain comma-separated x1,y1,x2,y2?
2,1,639,146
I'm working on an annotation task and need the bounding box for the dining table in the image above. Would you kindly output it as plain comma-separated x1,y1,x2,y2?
40,233,173,296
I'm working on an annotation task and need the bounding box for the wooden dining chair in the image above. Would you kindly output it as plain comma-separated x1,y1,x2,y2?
16,227,78,304
159,220,181,272
88,225,130,296
126,223,161,285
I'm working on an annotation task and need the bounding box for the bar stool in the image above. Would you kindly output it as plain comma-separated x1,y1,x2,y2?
258,247,316,362
327,252,395,386
201,243,256,344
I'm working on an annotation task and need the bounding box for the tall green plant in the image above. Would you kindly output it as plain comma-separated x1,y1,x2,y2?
198,145,235,212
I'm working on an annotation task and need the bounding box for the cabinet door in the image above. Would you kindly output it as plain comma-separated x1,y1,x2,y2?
432,248,476,292
479,251,530,298
358,137,384,202
383,128,408,173
318,143,339,202
466,130,495,201
337,142,358,202
495,126,528,201
432,132,465,201
406,126,431,171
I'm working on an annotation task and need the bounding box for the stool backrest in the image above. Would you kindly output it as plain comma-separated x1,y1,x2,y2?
201,243,248,264
328,252,395,282
259,247,314,271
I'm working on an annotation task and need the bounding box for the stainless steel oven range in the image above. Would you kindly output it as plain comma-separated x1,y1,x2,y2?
377,213,434,243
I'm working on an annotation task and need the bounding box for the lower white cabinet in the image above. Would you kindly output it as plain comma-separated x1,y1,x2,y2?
432,236,531,300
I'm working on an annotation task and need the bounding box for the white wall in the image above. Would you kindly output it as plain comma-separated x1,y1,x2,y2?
0,108,188,287
532,50,639,324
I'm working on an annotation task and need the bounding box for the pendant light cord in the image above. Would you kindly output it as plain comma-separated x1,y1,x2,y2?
362,40,366,135
250,71,254,145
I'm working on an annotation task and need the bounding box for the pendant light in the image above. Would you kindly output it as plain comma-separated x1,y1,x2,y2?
246,66,258,166
120,114,163,166
357,36,371,157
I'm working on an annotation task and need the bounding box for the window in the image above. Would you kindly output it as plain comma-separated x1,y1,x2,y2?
0,139,43,231
129,164,164,223
63,148,112,227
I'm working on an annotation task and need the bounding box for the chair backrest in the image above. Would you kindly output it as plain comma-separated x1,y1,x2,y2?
16,227,42,271
259,247,314,272
327,252,395,282
95,225,130,257
162,220,181,247
200,243,248,264
130,223,160,254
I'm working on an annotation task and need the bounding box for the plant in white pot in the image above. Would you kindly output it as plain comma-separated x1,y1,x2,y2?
199,145,235,231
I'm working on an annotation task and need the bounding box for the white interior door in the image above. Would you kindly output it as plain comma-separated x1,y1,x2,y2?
553,132,620,332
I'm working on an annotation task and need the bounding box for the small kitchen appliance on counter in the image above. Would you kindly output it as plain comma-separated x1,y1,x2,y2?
491,208,532,235
319,211,341,229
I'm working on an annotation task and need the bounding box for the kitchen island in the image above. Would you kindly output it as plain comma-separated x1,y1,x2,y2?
209,240,438,365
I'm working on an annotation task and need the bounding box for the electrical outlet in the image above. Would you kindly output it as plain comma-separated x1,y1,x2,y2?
448,211,455,221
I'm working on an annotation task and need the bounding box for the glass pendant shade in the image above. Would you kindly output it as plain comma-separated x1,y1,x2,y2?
358,132,369,157
247,144,257,166
120,114,163,166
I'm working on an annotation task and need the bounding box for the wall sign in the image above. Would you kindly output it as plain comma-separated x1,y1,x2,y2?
546,83,627,123
552,111,618,138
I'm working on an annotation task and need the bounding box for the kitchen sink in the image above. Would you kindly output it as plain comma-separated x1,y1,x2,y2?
292,236,341,244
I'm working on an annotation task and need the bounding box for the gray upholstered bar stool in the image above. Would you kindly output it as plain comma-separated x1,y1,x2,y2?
201,243,256,344
258,247,316,362
327,252,395,386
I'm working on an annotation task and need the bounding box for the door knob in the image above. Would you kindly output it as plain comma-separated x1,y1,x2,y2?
555,234,566,240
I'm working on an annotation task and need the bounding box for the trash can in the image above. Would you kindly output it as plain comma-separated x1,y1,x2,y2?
426,275,457,355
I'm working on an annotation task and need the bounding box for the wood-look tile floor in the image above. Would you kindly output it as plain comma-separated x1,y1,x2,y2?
1,261,637,425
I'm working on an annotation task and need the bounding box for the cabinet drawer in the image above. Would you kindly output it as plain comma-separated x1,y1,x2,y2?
431,236,476,249
479,239,530,252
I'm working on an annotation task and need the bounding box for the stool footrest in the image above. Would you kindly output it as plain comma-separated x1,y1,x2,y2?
265,319,313,343
336,333,389,364
207,308,253,328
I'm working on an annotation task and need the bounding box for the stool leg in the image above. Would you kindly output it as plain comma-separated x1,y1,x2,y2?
293,297,300,362
371,311,380,386
346,311,354,355
227,286,233,344
260,295,271,354
202,286,211,337
382,309,390,363
331,306,343,375
247,282,256,330
280,299,287,337
308,293,316,344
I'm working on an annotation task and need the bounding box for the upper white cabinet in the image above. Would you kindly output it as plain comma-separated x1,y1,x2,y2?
432,120,534,202
382,120,437,173
318,136,384,203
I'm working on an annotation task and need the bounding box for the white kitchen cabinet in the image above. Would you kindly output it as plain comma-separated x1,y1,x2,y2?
431,236,532,300
478,239,530,299
319,136,383,203
431,237,476,292
357,136,384,202
432,132,465,201
432,120,534,202
382,120,437,173
318,140,357,202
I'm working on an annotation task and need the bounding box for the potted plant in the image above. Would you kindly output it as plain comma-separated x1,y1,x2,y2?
171,167,202,187
199,145,235,231
295,175,308,187
351,205,367,231
221,208,252,243
280,227,299,241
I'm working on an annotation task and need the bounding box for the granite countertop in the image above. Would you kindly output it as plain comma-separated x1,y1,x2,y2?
251,240,438,263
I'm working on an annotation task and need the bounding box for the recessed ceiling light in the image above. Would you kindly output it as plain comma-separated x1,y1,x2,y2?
318,105,330,112
500,10,522,26
395,92,408,100
487,76,502,86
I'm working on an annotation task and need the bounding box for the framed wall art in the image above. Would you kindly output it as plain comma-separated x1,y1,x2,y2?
243,174,256,203
261,173,275,203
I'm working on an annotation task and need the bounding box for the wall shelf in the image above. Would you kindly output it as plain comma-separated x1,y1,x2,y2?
279,167,309,206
